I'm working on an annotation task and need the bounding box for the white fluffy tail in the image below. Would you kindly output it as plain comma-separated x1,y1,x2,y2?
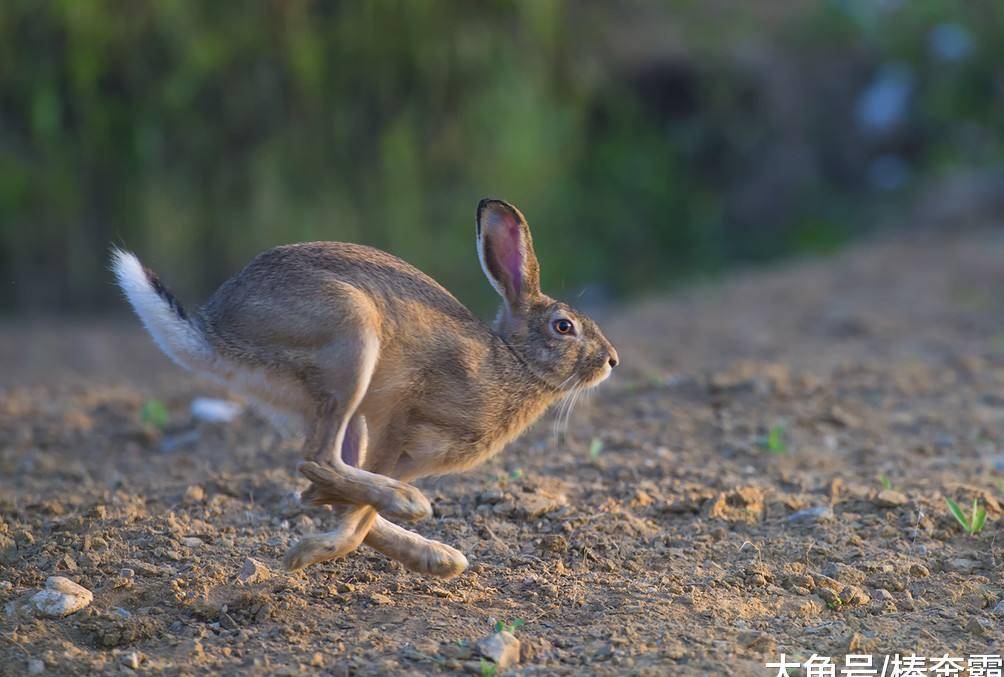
111,248,212,371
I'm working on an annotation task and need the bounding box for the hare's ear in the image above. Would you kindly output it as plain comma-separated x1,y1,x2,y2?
476,199,541,309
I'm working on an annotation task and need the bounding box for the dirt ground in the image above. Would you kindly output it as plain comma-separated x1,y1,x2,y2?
3,225,1004,675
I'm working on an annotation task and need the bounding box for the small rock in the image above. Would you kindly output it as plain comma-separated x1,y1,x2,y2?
237,558,271,585
816,588,841,606
738,631,776,655
991,600,1004,617
181,537,203,548
707,486,765,524
822,563,865,584
514,490,567,519
476,631,520,669
112,607,132,620
310,653,324,667
122,652,141,670
947,557,979,574
27,659,45,674
477,488,505,505
219,611,239,630
190,397,243,423
786,574,815,591
847,631,878,653
840,585,871,606
874,588,893,601
965,616,991,636
369,593,394,605
874,490,908,507
294,514,315,533
30,577,93,618
909,563,929,577
788,506,834,524
183,485,205,503
0,581,12,593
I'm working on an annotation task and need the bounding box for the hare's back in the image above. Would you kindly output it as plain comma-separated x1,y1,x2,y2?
202,241,477,353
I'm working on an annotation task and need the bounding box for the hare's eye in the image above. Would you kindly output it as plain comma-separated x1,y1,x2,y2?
553,319,575,335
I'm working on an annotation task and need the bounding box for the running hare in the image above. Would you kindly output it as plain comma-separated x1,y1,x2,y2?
113,199,618,578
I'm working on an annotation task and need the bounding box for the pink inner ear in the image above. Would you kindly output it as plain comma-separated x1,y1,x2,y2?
499,221,523,297
486,209,523,298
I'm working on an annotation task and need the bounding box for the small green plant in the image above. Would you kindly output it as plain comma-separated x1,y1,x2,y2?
509,468,524,481
588,438,604,459
827,598,842,610
944,497,987,535
494,618,525,634
140,399,169,429
480,659,497,677
759,424,787,454
878,475,892,491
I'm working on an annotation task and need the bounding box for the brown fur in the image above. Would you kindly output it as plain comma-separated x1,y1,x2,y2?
115,199,618,576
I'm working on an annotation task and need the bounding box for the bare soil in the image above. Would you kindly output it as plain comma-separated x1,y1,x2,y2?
2,226,1004,675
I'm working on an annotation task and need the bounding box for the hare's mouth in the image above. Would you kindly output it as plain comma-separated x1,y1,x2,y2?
589,364,613,387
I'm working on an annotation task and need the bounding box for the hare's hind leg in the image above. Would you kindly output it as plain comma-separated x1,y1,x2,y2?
364,515,468,579
283,504,377,571
301,327,431,522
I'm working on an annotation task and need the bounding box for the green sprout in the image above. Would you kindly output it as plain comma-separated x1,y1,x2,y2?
494,618,525,634
480,659,497,677
878,475,892,491
944,497,987,535
588,438,604,459
509,468,524,481
759,424,787,454
140,399,169,429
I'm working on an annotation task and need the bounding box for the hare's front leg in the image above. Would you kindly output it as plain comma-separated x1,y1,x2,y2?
301,328,431,522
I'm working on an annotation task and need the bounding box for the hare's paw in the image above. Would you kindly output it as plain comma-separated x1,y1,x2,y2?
300,481,348,508
382,484,433,523
414,541,468,579
283,533,358,571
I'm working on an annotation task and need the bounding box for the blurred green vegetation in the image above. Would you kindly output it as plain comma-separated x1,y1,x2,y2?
0,1,1001,314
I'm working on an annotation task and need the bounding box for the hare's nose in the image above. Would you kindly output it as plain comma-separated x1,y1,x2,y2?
607,348,619,368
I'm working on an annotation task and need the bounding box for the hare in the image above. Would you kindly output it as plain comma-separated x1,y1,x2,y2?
112,199,618,578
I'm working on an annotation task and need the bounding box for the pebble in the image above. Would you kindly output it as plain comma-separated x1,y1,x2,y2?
788,506,834,524
183,485,206,503
238,557,272,585
476,631,521,669
122,652,141,670
874,490,908,507
27,659,45,674
181,537,203,548
822,563,864,584
738,631,776,654
965,617,991,636
30,577,93,618
947,558,978,574
840,585,871,606
190,397,243,423
909,563,929,577
992,600,1004,617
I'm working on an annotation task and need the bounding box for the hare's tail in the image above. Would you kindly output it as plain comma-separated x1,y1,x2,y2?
111,248,213,371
